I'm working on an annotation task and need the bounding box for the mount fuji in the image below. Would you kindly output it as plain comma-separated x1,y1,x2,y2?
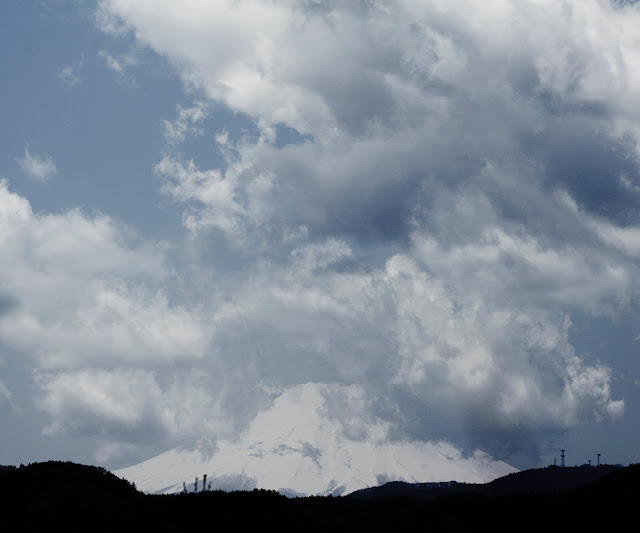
114,383,516,496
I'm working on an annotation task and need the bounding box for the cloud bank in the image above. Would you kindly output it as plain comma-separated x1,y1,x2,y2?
2,0,639,466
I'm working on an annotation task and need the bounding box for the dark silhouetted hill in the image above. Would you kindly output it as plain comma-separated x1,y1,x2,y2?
347,464,623,501
0,461,142,531
0,461,637,532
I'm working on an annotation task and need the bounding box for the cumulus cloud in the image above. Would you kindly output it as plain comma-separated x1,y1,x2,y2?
38,367,226,442
16,147,57,181
0,174,630,462
198,240,625,453
0,180,217,452
5,0,636,464
108,0,640,244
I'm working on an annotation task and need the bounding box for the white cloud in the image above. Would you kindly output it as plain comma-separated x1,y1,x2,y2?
0,173,627,462
18,0,636,463
16,147,57,181
96,0,640,257
57,58,83,86
155,156,245,238
163,102,209,144
39,368,226,443
0,181,217,450
97,0,640,140
0,182,207,370
98,50,138,84
200,239,623,442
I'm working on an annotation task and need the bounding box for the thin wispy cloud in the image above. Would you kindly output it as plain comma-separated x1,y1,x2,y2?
16,147,57,181
98,50,138,85
57,58,83,86
163,102,209,144
0,378,16,411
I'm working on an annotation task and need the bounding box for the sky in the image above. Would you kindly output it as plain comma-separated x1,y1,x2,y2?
1,0,639,473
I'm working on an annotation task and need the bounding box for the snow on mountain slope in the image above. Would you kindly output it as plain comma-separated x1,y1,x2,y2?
114,383,516,496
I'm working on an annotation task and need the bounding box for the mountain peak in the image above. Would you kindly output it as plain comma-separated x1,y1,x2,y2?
114,382,516,496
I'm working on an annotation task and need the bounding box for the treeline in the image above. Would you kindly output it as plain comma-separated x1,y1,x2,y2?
0,461,638,532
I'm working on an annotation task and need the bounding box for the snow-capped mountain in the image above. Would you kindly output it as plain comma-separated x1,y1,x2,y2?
114,383,516,496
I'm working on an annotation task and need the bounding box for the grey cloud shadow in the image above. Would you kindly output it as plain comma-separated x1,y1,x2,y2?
0,294,17,317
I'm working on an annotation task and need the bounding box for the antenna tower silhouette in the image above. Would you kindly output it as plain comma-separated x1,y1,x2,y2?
597,453,601,466
560,449,565,467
